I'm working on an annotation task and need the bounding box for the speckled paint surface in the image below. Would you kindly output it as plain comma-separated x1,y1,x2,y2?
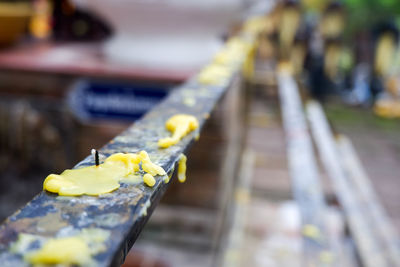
0,78,232,267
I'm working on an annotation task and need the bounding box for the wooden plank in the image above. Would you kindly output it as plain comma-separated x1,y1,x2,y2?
0,75,237,267
306,100,390,267
277,68,335,266
220,149,255,267
336,134,400,266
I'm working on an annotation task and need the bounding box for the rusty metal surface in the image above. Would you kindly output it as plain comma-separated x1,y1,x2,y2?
0,77,235,266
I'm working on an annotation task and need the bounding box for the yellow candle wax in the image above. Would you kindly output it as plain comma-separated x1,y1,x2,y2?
197,65,232,86
43,165,124,196
143,173,156,187
302,224,321,240
19,228,110,266
43,152,165,196
177,154,187,183
158,114,199,148
106,152,141,172
26,237,90,265
139,151,166,176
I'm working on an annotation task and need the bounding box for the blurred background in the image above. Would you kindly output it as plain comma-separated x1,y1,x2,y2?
0,0,400,266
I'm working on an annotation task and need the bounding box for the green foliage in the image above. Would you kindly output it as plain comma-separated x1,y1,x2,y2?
340,0,400,40
325,103,400,131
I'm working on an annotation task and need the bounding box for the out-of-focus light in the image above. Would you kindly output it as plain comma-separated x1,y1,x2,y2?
30,0,52,39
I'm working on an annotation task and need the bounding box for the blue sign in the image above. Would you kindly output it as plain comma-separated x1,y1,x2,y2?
68,79,170,122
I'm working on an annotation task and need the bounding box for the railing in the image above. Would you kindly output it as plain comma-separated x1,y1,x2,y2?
0,18,262,267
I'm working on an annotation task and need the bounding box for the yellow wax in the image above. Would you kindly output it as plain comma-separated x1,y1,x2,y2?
177,154,187,183
43,152,165,196
143,173,156,187
302,224,321,240
106,152,141,172
320,251,334,263
26,237,90,265
163,171,173,184
43,165,124,196
18,228,110,266
158,114,199,148
213,49,242,65
243,16,269,35
197,65,231,86
139,151,166,176
120,174,142,184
